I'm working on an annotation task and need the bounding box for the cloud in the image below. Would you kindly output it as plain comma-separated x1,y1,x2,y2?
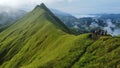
0,0,73,10
0,0,72,7
0,0,120,14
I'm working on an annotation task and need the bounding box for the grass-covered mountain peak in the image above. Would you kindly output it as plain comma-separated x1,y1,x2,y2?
33,3,72,34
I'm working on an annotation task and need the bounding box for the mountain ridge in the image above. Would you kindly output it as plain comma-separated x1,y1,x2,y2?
34,3,72,34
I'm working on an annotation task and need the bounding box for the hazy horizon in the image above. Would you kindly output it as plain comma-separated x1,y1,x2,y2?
0,0,120,15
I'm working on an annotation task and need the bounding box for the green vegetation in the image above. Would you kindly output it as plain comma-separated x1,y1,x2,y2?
0,3,120,68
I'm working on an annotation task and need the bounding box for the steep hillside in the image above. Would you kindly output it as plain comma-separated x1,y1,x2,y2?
0,3,120,68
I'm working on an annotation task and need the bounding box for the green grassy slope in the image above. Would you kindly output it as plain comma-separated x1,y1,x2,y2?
0,3,120,68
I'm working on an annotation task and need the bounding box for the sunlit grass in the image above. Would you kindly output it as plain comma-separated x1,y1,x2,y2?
0,4,120,68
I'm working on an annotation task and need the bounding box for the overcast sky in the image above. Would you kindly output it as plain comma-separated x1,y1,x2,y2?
0,0,120,15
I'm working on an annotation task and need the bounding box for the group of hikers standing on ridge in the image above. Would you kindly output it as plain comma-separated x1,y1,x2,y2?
92,29,108,36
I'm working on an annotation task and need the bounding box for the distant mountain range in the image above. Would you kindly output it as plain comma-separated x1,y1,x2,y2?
51,9,78,27
51,9,120,35
0,6,26,32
